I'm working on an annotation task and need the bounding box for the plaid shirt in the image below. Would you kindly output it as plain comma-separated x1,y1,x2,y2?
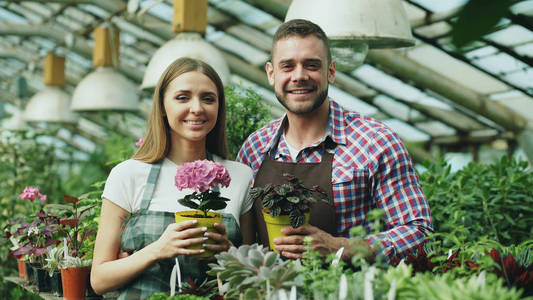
237,100,433,261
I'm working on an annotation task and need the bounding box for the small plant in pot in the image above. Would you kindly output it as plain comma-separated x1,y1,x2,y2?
249,173,329,251
174,159,231,257
8,210,63,291
48,195,95,300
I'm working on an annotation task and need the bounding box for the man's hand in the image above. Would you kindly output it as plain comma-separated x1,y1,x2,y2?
273,224,349,259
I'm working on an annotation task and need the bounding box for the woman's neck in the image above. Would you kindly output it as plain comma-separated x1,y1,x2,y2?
166,139,207,165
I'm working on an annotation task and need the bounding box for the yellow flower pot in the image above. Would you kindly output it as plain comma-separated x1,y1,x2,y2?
174,210,222,258
263,209,310,252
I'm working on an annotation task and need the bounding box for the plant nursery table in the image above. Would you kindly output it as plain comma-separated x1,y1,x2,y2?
4,276,118,300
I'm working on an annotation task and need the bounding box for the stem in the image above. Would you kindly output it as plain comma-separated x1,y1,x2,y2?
11,148,18,217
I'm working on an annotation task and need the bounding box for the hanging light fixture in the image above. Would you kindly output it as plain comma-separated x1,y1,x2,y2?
141,0,230,90
71,25,139,111
285,0,415,72
24,53,78,123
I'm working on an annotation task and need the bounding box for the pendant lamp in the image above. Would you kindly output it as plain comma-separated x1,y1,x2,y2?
24,54,78,123
71,26,140,111
285,0,415,71
141,0,230,90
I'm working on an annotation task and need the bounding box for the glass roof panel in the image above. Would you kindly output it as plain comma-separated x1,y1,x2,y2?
510,0,533,15
352,64,452,110
209,0,281,33
142,1,173,22
56,15,84,32
64,7,96,25
113,18,166,45
514,42,533,57
485,25,533,47
206,26,269,66
408,0,468,13
7,3,43,23
373,95,424,121
490,91,533,121
0,7,28,23
31,37,56,52
352,65,422,102
464,46,498,59
471,52,529,75
414,21,452,39
78,4,111,19
502,68,533,92
20,2,54,19
382,119,431,142
406,44,510,94
415,121,457,136
328,86,378,116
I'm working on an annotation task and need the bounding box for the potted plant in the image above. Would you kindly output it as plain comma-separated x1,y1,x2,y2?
48,195,95,300
43,246,65,296
5,219,28,280
248,173,329,251
174,159,231,257
8,207,63,292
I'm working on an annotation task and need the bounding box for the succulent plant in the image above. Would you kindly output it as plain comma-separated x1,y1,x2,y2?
207,244,304,299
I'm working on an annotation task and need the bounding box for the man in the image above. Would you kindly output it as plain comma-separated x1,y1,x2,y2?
237,19,433,262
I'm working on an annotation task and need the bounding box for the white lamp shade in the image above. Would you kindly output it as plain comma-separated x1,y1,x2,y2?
24,86,78,123
71,67,140,111
285,0,414,48
141,33,230,90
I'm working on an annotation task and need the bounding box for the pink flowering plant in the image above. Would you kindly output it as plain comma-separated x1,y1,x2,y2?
19,186,47,202
3,187,64,264
175,160,231,217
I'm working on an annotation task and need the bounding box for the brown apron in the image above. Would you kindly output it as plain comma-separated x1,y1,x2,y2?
252,121,338,249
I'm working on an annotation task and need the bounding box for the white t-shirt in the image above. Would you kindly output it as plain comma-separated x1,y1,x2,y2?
102,156,254,226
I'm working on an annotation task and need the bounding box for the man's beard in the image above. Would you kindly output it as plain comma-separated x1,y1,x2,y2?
275,87,328,115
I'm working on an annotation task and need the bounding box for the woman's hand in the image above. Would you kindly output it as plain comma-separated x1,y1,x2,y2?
152,220,208,259
202,222,233,254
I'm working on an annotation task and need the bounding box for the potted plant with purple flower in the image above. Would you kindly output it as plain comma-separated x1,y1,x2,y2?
5,186,63,291
174,159,231,257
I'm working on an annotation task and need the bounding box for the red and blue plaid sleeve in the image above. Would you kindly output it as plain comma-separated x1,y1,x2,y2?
365,128,433,262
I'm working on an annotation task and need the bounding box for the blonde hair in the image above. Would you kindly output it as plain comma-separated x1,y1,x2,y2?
132,57,228,163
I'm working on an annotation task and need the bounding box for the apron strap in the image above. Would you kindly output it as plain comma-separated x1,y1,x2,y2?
139,160,163,211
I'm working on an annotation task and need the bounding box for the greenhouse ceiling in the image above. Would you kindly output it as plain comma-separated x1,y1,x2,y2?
0,0,532,165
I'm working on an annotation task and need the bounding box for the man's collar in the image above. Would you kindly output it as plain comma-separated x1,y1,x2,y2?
258,99,347,154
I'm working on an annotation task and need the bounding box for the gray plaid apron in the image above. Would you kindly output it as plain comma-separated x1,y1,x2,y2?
118,159,242,300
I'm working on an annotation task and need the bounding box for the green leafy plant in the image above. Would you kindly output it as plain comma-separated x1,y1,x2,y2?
45,195,97,268
207,244,303,299
147,293,208,300
419,156,533,245
225,84,272,159
249,173,329,228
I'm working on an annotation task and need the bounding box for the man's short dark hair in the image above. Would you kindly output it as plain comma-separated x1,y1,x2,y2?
271,19,332,63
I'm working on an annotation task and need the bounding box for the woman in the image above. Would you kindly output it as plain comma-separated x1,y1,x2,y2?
91,57,254,299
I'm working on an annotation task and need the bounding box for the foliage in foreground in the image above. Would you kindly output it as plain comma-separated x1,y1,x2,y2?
419,156,533,245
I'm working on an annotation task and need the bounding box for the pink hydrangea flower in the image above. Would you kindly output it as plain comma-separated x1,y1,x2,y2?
175,160,231,193
19,187,47,202
135,137,144,147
